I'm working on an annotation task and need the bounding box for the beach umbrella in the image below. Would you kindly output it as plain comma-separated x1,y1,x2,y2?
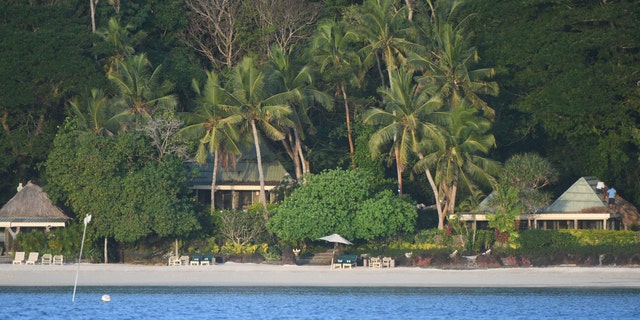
318,234,353,269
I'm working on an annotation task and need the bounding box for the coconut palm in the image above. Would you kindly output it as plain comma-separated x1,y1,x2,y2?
267,47,333,179
310,19,362,168
415,101,500,229
364,69,445,195
179,70,243,211
107,54,177,129
410,1,498,116
352,0,420,89
221,57,293,219
68,88,121,136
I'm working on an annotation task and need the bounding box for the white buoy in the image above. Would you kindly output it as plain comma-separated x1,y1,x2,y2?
101,295,111,302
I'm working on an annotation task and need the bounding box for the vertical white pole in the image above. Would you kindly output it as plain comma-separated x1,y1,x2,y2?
72,215,91,302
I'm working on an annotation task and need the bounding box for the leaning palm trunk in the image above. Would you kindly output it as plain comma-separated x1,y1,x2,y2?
251,120,269,219
419,153,446,229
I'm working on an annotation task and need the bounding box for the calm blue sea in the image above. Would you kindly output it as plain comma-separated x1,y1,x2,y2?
1,286,639,320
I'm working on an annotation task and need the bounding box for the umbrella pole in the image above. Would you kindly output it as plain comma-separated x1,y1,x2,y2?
330,243,336,270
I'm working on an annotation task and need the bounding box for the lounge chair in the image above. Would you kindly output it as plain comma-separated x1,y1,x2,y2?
369,257,382,268
179,255,190,266
25,252,39,265
190,253,202,266
41,254,53,265
52,255,64,265
201,253,214,266
382,257,395,268
168,255,181,266
12,252,25,264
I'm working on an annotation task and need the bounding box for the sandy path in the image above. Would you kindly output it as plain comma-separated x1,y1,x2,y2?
2,263,640,287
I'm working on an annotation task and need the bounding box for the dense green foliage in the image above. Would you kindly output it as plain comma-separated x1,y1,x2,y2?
2,0,639,259
44,124,199,249
518,229,640,258
267,168,417,241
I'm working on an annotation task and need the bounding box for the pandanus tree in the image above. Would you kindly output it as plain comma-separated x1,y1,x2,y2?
179,70,243,212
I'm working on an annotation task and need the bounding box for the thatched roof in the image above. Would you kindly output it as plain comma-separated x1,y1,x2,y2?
0,181,70,227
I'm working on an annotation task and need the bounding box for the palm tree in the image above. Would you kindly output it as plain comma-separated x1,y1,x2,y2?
107,54,177,129
352,0,420,89
179,71,243,211
221,57,293,219
68,88,121,136
267,47,332,180
364,69,444,195
310,19,362,168
410,1,498,116
415,101,500,229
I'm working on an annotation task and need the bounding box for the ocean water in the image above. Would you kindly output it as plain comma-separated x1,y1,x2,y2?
1,286,639,320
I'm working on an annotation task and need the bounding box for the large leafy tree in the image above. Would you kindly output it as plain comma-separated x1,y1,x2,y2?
267,168,416,242
45,124,199,262
467,0,640,203
0,2,103,202
221,57,294,218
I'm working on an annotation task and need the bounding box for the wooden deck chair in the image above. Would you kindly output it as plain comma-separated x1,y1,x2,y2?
12,252,25,264
52,255,64,265
179,255,190,266
41,254,53,265
25,252,39,265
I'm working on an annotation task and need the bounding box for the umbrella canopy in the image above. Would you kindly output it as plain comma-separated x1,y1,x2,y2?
318,233,353,245
318,234,353,269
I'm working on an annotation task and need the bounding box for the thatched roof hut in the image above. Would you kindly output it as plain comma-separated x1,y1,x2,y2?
0,181,70,229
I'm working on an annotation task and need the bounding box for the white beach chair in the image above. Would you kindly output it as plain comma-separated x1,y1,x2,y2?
41,254,53,265
52,255,64,265
25,252,39,265
12,252,25,264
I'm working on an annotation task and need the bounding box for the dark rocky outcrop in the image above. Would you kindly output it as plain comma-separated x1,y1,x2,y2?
476,254,502,268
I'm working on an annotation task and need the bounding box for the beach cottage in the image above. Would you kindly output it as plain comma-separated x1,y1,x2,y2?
456,176,637,230
0,181,71,249
186,144,291,211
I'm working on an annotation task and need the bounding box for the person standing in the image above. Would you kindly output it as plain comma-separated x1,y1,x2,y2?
607,187,617,210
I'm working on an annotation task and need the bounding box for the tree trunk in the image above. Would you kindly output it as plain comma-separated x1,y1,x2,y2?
340,84,356,169
104,237,108,264
395,145,403,195
211,149,219,212
251,120,269,219
419,153,446,229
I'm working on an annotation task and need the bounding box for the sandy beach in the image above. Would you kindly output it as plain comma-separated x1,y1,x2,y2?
2,263,640,287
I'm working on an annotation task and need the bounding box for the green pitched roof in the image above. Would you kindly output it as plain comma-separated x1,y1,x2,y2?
544,176,606,213
186,143,290,187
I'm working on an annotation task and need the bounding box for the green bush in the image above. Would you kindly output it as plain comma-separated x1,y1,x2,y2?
518,229,640,258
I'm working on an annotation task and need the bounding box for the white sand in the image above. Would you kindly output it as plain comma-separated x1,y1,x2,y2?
2,263,640,287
